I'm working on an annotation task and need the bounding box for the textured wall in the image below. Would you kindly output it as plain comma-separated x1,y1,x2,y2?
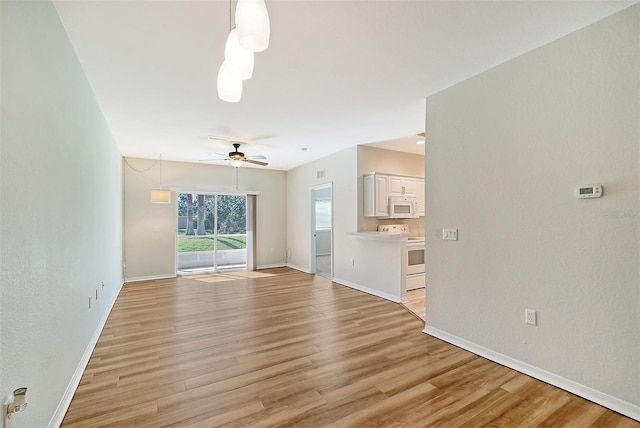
0,1,124,426
425,4,639,409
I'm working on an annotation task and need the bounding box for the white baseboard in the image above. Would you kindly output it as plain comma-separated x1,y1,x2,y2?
287,263,313,274
332,277,402,303
424,326,640,422
257,263,287,270
124,274,176,282
48,281,125,428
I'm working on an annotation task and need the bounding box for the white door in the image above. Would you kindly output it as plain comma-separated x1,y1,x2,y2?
310,183,333,278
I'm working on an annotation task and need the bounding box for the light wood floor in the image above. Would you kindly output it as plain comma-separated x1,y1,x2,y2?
403,288,426,321
62,268,638,427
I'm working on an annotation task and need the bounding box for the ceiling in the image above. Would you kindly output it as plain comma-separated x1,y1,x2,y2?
53,1,635,171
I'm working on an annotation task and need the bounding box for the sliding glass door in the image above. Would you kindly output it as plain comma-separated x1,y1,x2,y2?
177,193,247,274
214,194,247,270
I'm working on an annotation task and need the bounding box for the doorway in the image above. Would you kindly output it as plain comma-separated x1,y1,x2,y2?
310,184,333,278
176,193,248,274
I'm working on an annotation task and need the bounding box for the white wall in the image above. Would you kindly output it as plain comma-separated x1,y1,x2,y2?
286,147,358,275
425,4,639,417
0,2,124,427
124,159,287,280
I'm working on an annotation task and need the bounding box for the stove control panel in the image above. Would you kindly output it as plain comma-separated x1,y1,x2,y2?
377,224,409,234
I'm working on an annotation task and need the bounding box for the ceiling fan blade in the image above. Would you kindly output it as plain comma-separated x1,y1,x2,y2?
245,159,268,166
199,157,229,162
246,155,267,160
208,135,250,145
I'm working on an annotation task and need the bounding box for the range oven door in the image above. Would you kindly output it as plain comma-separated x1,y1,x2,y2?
407,242,425,275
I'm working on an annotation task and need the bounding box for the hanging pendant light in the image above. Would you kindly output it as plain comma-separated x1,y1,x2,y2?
217,60,243,103
150,188,171,203
224,29,254,80
235,0,270,52
150,155,171,203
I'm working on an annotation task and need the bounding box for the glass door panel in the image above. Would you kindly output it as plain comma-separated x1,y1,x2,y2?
177,193,216,273
215,194,247,270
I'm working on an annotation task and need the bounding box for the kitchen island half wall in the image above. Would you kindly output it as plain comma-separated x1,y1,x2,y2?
334,232,408,303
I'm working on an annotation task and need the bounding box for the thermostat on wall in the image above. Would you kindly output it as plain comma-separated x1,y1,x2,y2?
575,185,602,199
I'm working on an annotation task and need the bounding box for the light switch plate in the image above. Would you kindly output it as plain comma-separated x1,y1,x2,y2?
443,229,458,241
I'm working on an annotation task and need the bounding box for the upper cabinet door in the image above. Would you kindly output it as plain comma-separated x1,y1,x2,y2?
402,178,417,197
363,173,390,217
389,176,417,196
388,176,404,196
374,175,389,216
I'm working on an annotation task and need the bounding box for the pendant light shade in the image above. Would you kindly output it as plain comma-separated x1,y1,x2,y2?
224,29,254,80
217,60,243,102
235,0,270,52
150,154,171,203
150,188,171,203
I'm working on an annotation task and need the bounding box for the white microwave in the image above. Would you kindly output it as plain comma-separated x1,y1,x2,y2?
386,196,418,219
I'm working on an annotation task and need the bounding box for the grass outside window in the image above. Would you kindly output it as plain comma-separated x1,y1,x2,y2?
178,234,246,252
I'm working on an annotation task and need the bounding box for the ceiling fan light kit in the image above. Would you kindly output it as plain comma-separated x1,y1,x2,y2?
217,0,270,102
230,158,244,168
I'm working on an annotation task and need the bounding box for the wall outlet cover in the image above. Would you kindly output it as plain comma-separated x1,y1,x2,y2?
525,309,537,326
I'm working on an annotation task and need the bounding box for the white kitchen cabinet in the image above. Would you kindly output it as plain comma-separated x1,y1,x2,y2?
364,173,389,217
364,173,424,217
388,176,417,197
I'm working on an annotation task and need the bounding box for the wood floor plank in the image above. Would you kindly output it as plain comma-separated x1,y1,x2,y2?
403,288,426,321
61,268,638,427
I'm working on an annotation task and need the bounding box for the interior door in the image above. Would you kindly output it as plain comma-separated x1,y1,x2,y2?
311,184,333,278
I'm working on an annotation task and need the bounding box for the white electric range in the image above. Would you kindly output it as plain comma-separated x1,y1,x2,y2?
377,225,425,290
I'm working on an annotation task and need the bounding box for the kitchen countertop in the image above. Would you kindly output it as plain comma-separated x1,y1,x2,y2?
347,232,408,241
347,232,424,243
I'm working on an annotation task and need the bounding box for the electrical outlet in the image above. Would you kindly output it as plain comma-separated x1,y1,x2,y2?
89,296,92,309
101,281,105,290
525,309,537,326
